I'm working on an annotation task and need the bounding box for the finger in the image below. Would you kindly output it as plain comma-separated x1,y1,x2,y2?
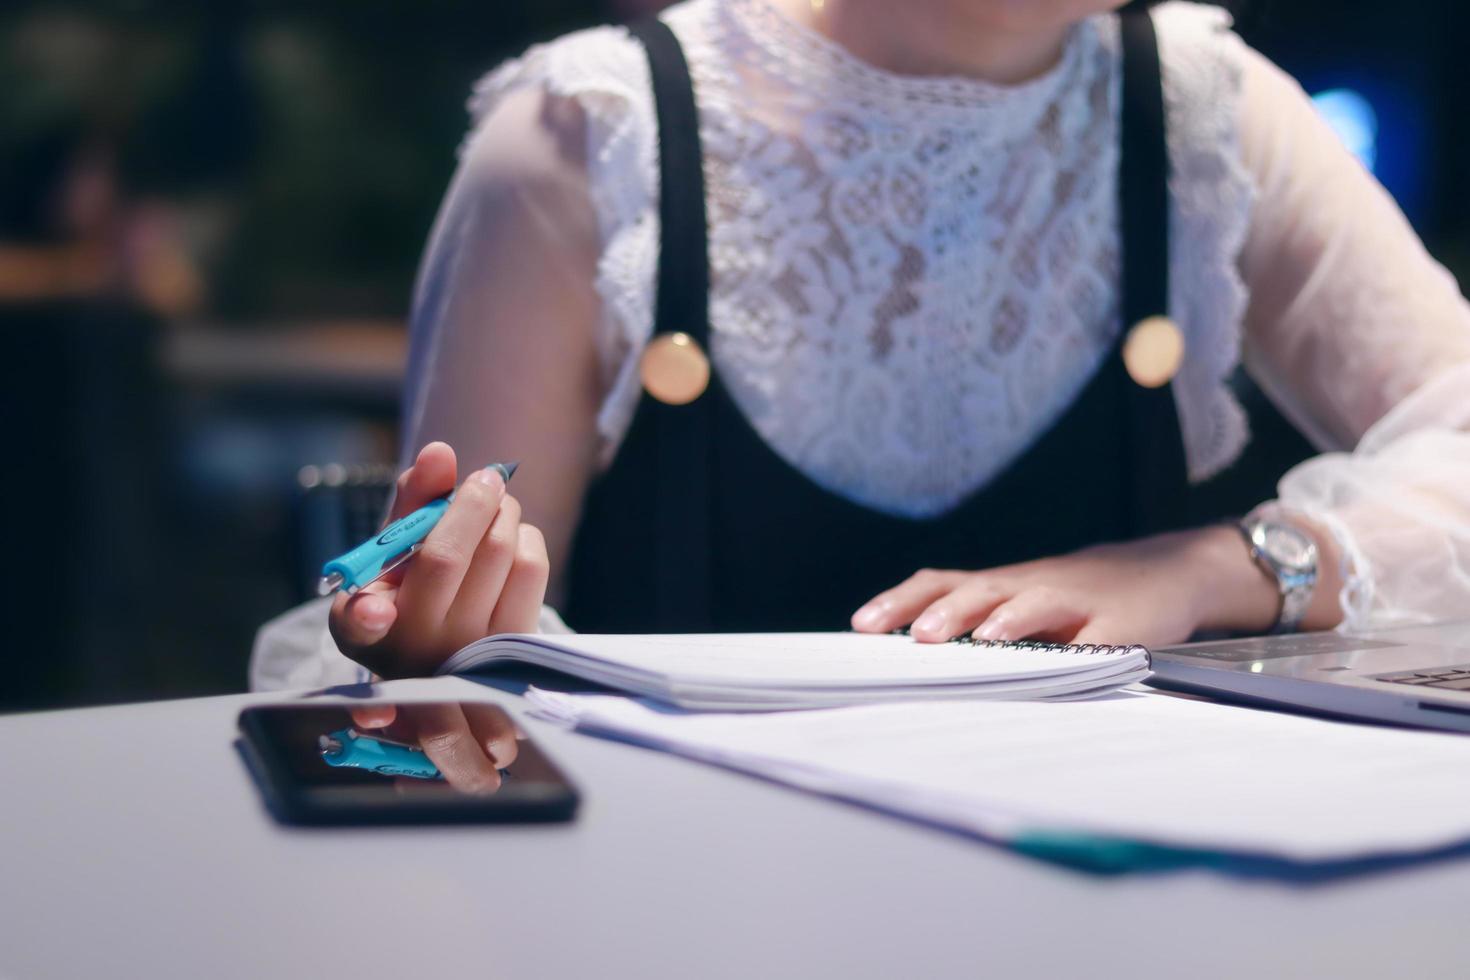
908,580,1010,643
391,467,507,641
349,704,397,729
387,441,458,523
443,494,523,645
399,704,502,794
375,715,426,746
851,569,968,633
1070,619,1135,646
486,524,551,636
973,588,1088,643
372,443,460,593
330,584,400,652
463,704,520,769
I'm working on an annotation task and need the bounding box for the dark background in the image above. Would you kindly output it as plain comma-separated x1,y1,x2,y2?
1,0,1463,712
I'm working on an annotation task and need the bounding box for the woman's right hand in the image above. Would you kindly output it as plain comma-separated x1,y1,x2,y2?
348,701,519,794
328,441,551,679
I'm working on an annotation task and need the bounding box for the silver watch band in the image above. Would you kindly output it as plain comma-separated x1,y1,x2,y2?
1276,574,1314,634
1238,517,1319,634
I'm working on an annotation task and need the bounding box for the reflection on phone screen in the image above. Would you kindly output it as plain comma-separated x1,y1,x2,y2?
239,701,579,824
319,728,445,780
249,702,565,799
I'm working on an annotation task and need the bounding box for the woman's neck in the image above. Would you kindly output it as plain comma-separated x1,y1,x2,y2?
768,0,1080,86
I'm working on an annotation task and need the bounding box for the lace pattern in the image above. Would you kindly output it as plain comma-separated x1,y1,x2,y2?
1152,3,1254,481
469,0,1255,516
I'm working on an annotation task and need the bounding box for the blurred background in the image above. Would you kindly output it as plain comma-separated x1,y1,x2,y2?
1,0,1463,712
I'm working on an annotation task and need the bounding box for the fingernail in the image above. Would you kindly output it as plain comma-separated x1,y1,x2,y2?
471,467,504,489
976,618,1004,641
912,610,946,635
359,609,391,632
853,606,883,629
359,599,392,627
486,738,513,765
360,614,391,637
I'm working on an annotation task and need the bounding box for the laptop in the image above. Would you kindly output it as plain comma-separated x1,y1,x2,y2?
1150,621,1470,732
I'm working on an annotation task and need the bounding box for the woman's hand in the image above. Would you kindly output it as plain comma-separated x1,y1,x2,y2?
349,702,519,794
328,441,551,678
851,526,1291,647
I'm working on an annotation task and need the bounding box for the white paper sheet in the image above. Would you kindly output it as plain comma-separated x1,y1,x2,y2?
527,687,1470,862
438,632,1149,709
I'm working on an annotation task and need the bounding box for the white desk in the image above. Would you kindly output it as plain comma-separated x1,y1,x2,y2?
3,676,1469,980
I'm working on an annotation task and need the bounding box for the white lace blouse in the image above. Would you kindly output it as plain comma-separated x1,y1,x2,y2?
373,0,1470,670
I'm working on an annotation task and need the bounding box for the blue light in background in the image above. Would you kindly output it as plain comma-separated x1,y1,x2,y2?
1312,87,1379,172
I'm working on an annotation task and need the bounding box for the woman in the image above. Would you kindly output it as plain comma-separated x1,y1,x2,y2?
253,0,1470,688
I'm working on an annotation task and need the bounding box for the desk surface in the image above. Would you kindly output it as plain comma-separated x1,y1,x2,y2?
3,676,1469,980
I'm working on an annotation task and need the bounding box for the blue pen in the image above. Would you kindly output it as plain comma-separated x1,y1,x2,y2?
316,461,519,596
319,727,443,780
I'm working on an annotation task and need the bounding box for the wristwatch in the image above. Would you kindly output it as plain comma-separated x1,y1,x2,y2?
1238,512,1319,634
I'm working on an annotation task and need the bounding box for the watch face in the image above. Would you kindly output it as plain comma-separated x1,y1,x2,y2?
1259,523,1317,572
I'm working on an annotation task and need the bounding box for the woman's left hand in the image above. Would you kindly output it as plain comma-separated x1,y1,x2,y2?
851,526,1284,647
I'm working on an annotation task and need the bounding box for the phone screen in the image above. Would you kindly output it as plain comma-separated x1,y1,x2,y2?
238,701,579,825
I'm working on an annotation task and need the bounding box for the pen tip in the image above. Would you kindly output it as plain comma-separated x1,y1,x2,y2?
483,461,518,483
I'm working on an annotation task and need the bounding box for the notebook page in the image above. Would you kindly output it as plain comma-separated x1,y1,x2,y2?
528,688,1470,862
454,632,1143,688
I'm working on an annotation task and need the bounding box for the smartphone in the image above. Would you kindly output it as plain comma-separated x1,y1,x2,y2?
238,701,579,826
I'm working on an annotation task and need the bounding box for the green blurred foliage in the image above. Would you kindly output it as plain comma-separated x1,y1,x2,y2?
0,0,603,315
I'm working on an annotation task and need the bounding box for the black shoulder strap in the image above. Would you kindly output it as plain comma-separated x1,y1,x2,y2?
1119,7,1169,332
628,17,714,629
1117,7,1189,535
628,18,712,350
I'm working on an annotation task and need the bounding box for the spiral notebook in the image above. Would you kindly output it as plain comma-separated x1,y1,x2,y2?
436,632,1151,710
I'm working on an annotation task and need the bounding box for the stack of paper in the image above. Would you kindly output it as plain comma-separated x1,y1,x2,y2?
437,632,1149,710
528,687,1470,864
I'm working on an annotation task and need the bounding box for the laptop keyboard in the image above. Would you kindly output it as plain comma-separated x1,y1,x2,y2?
1374,665,1470,691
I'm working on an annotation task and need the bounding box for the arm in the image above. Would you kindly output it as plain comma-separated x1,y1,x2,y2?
325,85,610,678
852,45,1470,645
401,85,604,608
1234,46,1470,630
253,29,658,688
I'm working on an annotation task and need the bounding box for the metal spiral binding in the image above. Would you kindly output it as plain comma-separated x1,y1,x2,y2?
892,628,1144,659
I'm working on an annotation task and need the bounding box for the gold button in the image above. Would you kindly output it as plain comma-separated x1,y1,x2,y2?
640,331,711,405
1121,315,1185,389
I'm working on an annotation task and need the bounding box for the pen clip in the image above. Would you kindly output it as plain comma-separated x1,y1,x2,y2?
345,728,423,751
345,541,425,594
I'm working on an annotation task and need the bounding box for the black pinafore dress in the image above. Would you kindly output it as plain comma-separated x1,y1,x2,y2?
565,10,1190,633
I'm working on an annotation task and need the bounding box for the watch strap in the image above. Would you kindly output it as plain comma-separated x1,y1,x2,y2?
1238,518,1318,634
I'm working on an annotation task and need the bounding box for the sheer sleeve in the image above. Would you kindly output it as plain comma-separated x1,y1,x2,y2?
401,24,659,601
250,29,655,690
1235,46,1470,628
249,81,602,692
400,83,605,598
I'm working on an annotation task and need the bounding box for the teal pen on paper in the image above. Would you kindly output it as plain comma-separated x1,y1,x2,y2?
316,461,519,596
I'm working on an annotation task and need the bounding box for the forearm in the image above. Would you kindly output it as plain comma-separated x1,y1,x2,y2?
401,86,606,608
1231,46,1470,635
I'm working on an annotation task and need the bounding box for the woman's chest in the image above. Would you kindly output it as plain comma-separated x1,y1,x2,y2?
690,91,1134,519
697,85,1126,369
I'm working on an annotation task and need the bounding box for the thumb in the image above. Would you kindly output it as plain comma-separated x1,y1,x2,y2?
331,585,401,651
